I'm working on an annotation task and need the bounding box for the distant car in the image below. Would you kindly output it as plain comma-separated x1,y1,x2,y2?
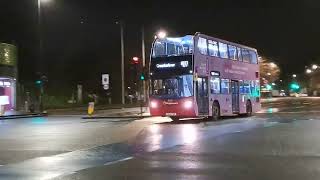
279,92,286,97
299,93,308,97
290,93,299,97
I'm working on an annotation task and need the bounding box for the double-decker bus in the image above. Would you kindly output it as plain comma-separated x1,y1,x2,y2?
149,33,261,121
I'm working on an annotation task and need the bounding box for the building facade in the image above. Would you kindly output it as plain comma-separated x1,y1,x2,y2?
0,43,17,111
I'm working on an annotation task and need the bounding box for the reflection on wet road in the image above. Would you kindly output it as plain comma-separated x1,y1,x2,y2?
1,97,320,179
0,116,273,179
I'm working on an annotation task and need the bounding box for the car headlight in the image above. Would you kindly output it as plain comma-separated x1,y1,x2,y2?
184,100,193,109
150,101,158,108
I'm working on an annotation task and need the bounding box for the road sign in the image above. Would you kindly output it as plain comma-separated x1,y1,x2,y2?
102,74,109,85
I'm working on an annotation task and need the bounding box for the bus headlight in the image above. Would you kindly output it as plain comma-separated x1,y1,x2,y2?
150,101,158,108
184,100,193,109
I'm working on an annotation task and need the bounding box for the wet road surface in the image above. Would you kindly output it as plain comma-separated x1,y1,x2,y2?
0,97,320,179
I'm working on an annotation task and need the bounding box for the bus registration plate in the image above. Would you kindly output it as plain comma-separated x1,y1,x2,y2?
166,113,177,116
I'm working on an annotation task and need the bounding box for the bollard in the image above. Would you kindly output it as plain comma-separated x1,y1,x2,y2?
88,102,95,116
0,105,4,116
25,101,29,112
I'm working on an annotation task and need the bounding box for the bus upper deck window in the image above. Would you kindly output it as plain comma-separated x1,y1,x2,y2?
218,42,229,59
197,37,208,55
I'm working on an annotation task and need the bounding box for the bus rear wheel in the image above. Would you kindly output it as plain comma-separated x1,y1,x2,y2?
246,101,253,117
211,102,220,121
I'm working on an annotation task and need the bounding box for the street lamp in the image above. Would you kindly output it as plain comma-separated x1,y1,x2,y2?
312,64,318,70
292,74,297,78
306,69,312,74
115,20,125,105
156,31,167,39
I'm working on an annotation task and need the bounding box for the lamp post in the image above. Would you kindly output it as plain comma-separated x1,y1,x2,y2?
115,21,125,105
37,0,51,112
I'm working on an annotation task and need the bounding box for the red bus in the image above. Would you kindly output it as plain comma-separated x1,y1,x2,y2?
149,33,261,121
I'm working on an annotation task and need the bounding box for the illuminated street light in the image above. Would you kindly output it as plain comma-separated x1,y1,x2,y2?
157,31,167,39
292,74,297,78
272,83,276,86
306,69,312,74
312,64,318,70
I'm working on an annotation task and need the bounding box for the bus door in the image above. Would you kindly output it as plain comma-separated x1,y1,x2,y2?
231,80,240,113
196,77,209,115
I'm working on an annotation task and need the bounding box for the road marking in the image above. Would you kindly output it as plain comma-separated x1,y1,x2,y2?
104,157,133,166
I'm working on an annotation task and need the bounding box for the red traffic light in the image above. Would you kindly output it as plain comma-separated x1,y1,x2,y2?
132,57,139,64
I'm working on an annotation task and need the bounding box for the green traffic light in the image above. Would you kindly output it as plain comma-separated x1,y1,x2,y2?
140,74,145,81
290,83,300,90
36,80,42,85
266,84,273,90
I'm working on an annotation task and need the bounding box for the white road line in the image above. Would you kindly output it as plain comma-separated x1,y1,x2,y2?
104,157,133,166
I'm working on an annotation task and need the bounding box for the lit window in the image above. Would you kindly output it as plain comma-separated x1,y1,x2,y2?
242,49,250,63
218,42,228,59
221,79,230,94
237,47,242,61
197,37,208,55
208,40,219,57
228,45,237,60
210,77,220,94
249,50,258,64
240,80,250,94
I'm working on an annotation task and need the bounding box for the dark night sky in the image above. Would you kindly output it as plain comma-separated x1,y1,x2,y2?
1,0,320,100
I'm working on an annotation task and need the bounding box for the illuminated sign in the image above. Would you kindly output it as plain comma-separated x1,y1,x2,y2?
180,61,189,67
156,63,176,68
210,71,220,76
3,82,11,86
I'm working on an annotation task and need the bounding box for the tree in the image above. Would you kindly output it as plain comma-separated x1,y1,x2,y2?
259,57,280,85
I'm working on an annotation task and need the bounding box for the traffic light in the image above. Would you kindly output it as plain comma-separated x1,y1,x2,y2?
140,73,145,81
132,57,139,64
35,80,42,85
266,84,273,90
290,82,300,92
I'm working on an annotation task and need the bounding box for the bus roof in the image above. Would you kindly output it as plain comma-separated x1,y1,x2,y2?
195,33,258,52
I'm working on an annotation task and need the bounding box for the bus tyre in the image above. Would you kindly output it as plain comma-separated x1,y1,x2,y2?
246,101,253,117
170,117,179,122
211,102,220,121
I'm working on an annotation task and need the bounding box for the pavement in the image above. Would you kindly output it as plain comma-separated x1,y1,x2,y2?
0,110,47,120
0,97,320,179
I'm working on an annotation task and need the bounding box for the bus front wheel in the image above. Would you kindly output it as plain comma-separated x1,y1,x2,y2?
170,117,179,122
211,102,220,121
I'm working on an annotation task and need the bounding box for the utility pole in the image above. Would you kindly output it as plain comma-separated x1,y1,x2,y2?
37,0,43,112
120,21,125,105
141,25,146,103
